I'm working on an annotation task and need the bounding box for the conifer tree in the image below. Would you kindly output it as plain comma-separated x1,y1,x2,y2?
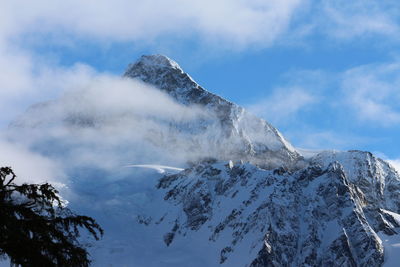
0,167,103,267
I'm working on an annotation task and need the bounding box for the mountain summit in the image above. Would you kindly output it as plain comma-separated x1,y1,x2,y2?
125,54,299,168
126,54,183,74
124,54,200,104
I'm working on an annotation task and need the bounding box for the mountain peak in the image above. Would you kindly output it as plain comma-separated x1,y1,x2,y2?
122,54,299,167
124,54,182,76
123,54,201,104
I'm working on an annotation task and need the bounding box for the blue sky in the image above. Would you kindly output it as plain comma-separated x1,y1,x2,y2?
0,0,399,167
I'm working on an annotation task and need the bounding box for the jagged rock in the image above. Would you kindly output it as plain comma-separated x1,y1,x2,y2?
154,156,398,266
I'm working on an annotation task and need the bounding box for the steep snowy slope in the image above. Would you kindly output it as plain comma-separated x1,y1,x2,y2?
5,55,400,266
71,153,400,266
311,150,400,213
140,156,400,266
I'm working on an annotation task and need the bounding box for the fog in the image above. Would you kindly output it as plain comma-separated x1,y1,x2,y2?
1,73,232,189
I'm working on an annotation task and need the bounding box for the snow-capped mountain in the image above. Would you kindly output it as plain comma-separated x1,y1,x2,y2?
152,151,400,266
7,55,400,266
124,55,300,169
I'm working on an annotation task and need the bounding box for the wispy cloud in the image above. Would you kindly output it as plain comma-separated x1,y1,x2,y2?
1,1,399,126
0,0,400,179
287,129,379,151
0,0,305,125
2,1,399,50
248,87,317,124
8,75,214,169
248,60,400,151
1,0,303,49
341,62,400,126
0,138,64,185
388,159,400,173
0,0,308,185
318,1,400,40
257,60,400,128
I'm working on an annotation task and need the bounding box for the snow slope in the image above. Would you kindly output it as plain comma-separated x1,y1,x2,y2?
125,164,184,174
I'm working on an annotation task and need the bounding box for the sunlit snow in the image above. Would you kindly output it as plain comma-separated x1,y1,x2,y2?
125,164,184,174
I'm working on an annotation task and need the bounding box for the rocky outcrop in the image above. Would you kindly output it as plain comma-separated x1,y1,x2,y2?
152,152,400,266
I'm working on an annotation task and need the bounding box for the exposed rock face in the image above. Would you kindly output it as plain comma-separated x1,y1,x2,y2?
311,150,400,214
124,55,300,168
152,150,400,266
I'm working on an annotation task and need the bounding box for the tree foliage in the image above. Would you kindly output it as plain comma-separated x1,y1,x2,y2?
0,167,103,267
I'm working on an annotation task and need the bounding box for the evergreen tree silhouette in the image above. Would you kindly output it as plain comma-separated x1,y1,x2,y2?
0,167,103,267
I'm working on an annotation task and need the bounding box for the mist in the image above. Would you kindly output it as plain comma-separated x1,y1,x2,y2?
1,72,235,189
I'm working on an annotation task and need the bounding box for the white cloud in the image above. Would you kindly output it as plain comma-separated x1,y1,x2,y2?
287,130,376,151
0,0,306,184
6,73,254,175
2,1,398,50
248,87,316,124
388,159,400,173
0,138,64,185
1,0,399,127
249,62,400,151
1,0,303,48
0,0,305,126
314,1,400,40
0,0,399,182
341,62,400,126
266,61,400,128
